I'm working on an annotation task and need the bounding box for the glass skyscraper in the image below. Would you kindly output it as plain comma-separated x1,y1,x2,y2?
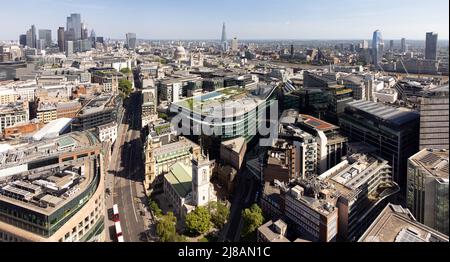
66,13,82,41
372,30,384,67
425,32,438,60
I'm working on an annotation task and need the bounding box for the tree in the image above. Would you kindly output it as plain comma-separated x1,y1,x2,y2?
150,200,162,218
185,206,212,236
156,212,177,242
241,204,264,238
120,67,132,74
209,201,230,229
118,79,133,97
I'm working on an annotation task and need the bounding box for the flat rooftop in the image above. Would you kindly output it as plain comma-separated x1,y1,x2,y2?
0,160,95,216
359,204,449,242
0,131,99,171
173,84,276,118
409,149,449,180
346,100,419,126
300,114,338,132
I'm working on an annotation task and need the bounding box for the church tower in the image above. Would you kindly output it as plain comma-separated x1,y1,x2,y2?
192,156,211,207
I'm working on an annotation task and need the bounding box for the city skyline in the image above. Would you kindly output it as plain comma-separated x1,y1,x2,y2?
0,0,449,41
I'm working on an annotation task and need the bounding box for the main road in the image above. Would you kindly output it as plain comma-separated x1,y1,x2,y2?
106,92,149,242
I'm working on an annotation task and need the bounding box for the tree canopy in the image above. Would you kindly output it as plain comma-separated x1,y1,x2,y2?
118,79,133,97
209,201,230,229
241,204,264,238
156,212,177,242
185,206,212,236
120,67,132,74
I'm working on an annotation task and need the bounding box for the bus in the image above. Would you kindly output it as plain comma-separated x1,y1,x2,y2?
115,221,124,242
112,204,120,222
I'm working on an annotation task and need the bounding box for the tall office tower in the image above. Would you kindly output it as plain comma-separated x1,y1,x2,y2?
66,41,74,57
57,27,65,52
372,30,384,66
401,38,407,53
81,23,89,40
26,25,37,48
361,40,369,49
340,100,420,190
407,149,449,236
90,30,96,47
425,32,438,60
389,40,394,51
38,29,52,48
221,22,228,51
231,37,238,51
19,34,27,46
66,13,82,41
419,85,449,150
290,44,295,57
125,33,137,50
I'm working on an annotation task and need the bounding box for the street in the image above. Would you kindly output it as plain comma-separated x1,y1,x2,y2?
105,92,150,242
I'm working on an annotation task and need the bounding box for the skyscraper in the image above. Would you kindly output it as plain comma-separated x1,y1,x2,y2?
19,34,27,46
389,40,394,51
81,23,89,40
221,22,227,43
126,33,137,50
372,30,384,67
26,25,37,48
419,85,449,150
57,27,65,52
231,37,238,51
38,29,52,48
425,32,438,60
401,38,407,53
66,13,82,41
66,41,74,57
221,22,228,51
90,30,96,48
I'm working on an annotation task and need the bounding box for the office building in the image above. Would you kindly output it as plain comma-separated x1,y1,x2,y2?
19,34,27,46
389,40,394,51
419,85,449,150
36,103,57,124
340,100,420,189
319,153,400,241
0,103,29,134
126,33,137,50
0,131,106,242
372,30,384,66
171,83,278,142
57,27,65,52
65,41,73,57
401,38,407,53
221,22,228,51
71,94,121,131
38,29,52,49
220,137,247,171
66,13,82,41
359,204,448,242
26,25,37,48
407,149,449,236
231,37,238,52
285,184,338,242
296,114,347,175
425,32,438,60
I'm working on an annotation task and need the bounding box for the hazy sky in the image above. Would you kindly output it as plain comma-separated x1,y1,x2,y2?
1,0,448,40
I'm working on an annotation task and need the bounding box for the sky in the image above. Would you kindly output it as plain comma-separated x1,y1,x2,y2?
0,0,448,40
